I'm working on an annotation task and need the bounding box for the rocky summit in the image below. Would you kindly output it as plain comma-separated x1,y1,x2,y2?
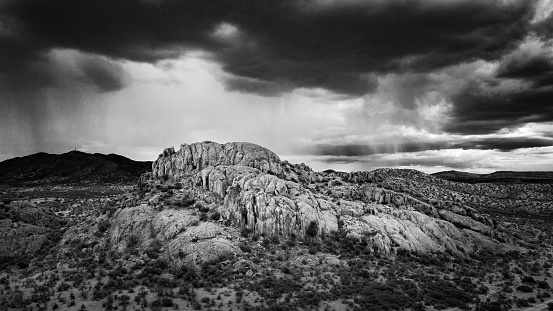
1,141,552,311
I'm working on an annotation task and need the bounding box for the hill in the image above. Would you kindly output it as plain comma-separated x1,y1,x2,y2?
0,150,152,185
432,170,553,184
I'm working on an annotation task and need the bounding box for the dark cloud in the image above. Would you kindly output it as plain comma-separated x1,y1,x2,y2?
224,76,292,97
452,137,553,151
305,136,553,158
443,37,553,135
495,46,553,87
446,79,553,134
78,57,129,93
307,142,445,157
1,0,536,97
496,54,553,79
319,155,479,170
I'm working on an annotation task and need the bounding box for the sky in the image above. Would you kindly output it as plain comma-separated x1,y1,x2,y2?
1,0,553,173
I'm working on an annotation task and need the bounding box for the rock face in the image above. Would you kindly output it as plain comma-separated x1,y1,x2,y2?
128,140,520,265
0,201,63,260
153,142,284,181
109,205,240,268
151,141,339,239
196,166,338,238
0,219,49,259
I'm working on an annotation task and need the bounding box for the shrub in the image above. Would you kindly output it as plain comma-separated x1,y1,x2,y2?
182,195,196,207
516,285,533,293
241,227,252,237
522,276,536,284
127,235,140,248
97,219,110,233
190,220,200,226
516,299,529,308
210,212,221,221
537,280,550,289
197,203,210,213
306,221,318,238
199,213,208,221
239,244,252,253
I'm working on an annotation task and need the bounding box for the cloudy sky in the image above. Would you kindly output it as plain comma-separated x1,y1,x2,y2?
1,0,553,173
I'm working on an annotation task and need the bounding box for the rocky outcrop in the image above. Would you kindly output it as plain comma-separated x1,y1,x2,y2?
153,142,284,181
0,219,49,258
222,172,338,238
151,141,339,240
0,201,63,259
143,141,519,260
109,205,240,269
362,186,500,237
341,208,509,255
194,165,338,238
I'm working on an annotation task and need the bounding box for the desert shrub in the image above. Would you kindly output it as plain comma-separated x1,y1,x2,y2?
190,220,200,226
97,219,110,233
537,280,550,289
479,301,503,311
210,212,221,221
353,282,416,311
182,195,196,207
306,221,318,238
522,276,536,284
423,278,473,308
241,227,252,237
57,282,71,292
239,244,252,253
197,203,210,213
516,299,530,308
250,278,302,300
516,285,533,292
502,286,513,293
199,212,208,221
127,235,140,248
477,285,489,294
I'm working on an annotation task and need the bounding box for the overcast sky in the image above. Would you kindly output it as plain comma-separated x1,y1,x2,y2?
1,0,553,173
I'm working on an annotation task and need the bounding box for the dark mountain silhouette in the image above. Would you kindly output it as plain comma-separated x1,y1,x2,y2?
432,170,553,184
0,151,151,185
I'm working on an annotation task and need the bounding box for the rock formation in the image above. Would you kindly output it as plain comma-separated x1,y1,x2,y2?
122,140,518,265
0,201,63,261
109,205,240,268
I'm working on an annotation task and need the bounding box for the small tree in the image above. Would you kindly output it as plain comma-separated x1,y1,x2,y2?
306,221,319,239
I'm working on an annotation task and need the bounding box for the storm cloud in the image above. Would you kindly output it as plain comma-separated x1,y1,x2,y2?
1,0,537,96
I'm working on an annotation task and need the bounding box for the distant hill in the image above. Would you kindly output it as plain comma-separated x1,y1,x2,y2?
432,170,553,184
0,151,152,185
